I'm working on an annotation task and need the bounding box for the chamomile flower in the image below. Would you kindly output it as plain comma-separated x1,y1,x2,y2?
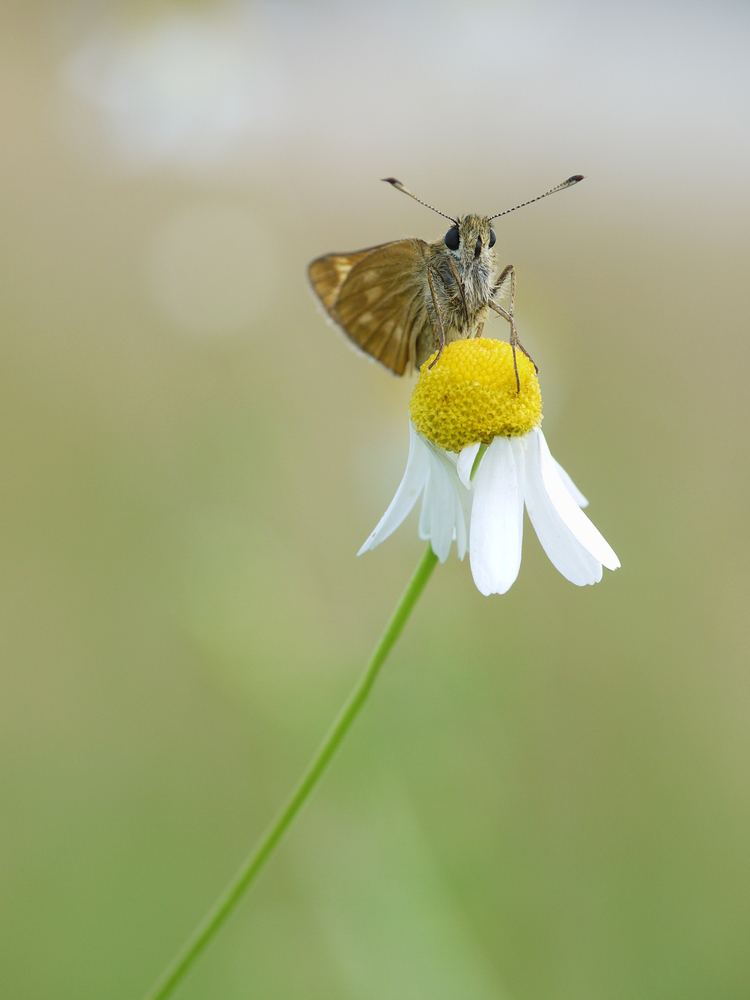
359,338,619,595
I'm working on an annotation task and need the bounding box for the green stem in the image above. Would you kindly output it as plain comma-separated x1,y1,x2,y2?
142,544,439,1000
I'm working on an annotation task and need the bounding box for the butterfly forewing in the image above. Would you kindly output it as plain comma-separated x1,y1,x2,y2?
308,247,378,311
309,239,432,376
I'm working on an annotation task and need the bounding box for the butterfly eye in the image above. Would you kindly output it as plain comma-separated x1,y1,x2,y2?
444,227,460,250
488,228,496,248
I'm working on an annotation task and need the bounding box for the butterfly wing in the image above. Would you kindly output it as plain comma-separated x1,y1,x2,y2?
309,239,433,376
308,246,378,312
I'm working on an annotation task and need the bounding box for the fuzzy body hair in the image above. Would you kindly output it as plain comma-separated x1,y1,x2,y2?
412,214,501,367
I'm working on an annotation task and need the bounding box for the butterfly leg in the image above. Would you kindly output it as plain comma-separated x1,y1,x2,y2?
446,257,470,326
489,265,537,392
426,266,448,368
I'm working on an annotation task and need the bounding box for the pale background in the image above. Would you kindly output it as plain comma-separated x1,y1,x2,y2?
1,2,749,998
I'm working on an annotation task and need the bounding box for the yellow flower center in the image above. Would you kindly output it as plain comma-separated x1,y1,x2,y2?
409,338,543,452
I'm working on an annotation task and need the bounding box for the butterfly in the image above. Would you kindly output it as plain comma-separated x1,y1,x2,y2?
308,175,583,387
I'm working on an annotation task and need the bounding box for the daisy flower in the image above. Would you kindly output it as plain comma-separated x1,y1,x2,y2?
359,338,619,595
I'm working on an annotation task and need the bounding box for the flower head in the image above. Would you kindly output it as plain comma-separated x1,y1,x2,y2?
409,338,542,449
359,338,619,594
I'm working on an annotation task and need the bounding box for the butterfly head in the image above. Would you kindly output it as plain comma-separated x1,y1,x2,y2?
444,214,497,267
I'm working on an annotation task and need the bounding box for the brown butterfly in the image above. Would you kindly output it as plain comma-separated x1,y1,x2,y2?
308,175,583,388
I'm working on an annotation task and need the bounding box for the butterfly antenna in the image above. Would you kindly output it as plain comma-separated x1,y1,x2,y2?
382,178,456,224
488,174,584,221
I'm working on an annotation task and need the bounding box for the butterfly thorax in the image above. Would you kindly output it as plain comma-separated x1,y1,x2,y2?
423,214,497,335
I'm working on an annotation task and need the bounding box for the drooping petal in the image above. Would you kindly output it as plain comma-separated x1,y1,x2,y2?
553,458,589,508
535,429,619,569
419,443,468,563
456,441,481,489
524,429,619,585
358,423,429,555
454,463,473,562
469,436,524,595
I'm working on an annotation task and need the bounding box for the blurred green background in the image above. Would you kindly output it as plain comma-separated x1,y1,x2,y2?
1,1,749,998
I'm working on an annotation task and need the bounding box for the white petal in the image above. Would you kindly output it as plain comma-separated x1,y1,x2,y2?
523,429,618,585
553,458,589,508
469,436,524,595
418,444,467,563
457,442,481,488
524,463,602,584
358,424,429,555
535,430,619,570
454,468,473,562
